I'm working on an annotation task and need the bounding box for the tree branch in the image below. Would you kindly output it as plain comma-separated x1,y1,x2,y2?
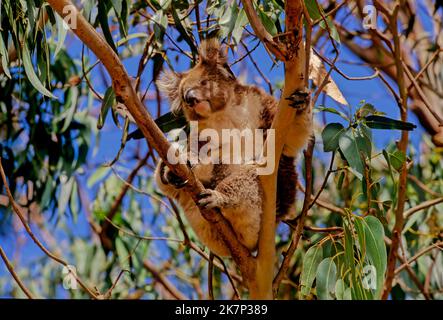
0,245,35,299
143,260,187,300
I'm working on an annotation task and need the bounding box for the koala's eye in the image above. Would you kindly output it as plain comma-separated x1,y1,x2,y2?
200,79,208,86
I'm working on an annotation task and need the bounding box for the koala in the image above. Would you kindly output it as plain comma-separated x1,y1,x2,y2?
155,39,312,257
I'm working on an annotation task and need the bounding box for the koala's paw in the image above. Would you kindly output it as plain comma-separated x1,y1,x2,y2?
197,189,225,210
285,90,309,111
161,164,189,189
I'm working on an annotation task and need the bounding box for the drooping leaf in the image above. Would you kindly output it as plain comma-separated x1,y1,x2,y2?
98,87,116,130
316,258,337,300
97,0,118,53
300,245,323,297
315,106,349,120
21,44,57,99
54,13,68,59
170,3,198,59
361,216,387,299
0,34,11,78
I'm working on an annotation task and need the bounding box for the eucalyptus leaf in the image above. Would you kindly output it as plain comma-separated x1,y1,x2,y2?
316,258,337,300
322,123,345,152
300,245,323,297
22,45,57,99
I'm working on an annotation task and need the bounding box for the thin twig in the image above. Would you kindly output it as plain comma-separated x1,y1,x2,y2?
395,241,443,275
208,252,214,300
0,245,35,299
143,260,187,300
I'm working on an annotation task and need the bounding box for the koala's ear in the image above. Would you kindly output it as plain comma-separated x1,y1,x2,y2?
157,70,183,114
198,38,227,65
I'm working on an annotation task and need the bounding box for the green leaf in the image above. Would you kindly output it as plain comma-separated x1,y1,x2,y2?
354,218,366,261
305,0,321,19
304,0,340,42
361,216,387,299
344,221,364,300
337,171,345,189
116,33,149,47
382,149,395,183
128,112,187,140
219,4,239,38
232,9,249,43
364,115,417,131
54,13,68,59
87,167,111,188
98,87,116,130
315,106,349,121
258,10,277,36
356,103,378,118
170,4,198,58
390,150,406,171
339,129,364,180
322,123,345,152
115,238,131,269
356,134,372,159
61,87,79,133
21,45,57,99
319,18,340,43
97,1,118,53
316,258,337,300
0,35,11,78
300,245,323,297
58,177,74,215
335,279,348,300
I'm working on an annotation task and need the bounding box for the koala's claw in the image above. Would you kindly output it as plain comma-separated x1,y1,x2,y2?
197,190,224,209
161,164,189,189
286,90,309,111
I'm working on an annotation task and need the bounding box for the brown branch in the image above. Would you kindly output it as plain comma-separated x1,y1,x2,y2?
213,254,241,299
46,0,256,291
403,197,443,219
297,182,346,215
303,225,343,233
382,3,411,299
0,245,35,299
143,260,187,300
407,174,443,198
395,241,443,275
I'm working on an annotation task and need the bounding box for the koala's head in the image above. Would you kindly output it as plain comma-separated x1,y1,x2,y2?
157,39,237,122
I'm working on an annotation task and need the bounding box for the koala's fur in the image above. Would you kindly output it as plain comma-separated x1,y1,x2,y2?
155,39,312,257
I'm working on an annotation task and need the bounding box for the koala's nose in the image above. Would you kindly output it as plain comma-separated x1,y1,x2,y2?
184,89,200,106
